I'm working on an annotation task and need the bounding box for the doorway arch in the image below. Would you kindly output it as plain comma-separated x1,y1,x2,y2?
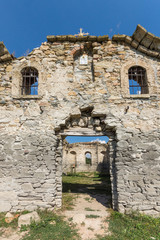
55,107,118,211
85,152,92,165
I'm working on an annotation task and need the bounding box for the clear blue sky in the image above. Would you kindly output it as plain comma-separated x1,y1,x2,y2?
66,136,109,144
1,0,160,57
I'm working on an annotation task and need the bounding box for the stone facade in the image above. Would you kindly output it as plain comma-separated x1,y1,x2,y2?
63,141,109,173
0,24,160,216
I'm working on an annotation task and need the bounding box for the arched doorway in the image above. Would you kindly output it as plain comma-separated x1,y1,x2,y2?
85,152,92,165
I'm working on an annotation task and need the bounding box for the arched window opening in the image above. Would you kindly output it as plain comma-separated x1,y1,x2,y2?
21,67,38,95
70,151,77,167
85,152,92,165
128,66,148,95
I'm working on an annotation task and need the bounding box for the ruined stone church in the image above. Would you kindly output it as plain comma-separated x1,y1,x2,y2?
0,24,159,216
63,140,109,173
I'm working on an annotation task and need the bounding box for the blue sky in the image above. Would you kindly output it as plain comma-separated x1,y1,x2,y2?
66,136,109,144
1,0,160,57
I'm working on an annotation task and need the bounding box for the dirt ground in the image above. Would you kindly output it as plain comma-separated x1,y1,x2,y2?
64,192,111,240
0,227,27,240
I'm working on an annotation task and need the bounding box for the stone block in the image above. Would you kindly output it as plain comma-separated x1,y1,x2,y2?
0,202,11,212
132,193,146,200
132,24,147,42
34,172,46,179
0,191,17,201
125,36,132,44
117,140,129,149
21,183,34,192
131,40,139,48
142,151,159,160
137,45,148,54
112,35,126,41
5,212,15,223
150,36,160,51
141,32,154,48
18,211,40,227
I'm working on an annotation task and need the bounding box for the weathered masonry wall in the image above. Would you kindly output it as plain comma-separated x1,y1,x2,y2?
62,141,109,173
0,25,160,216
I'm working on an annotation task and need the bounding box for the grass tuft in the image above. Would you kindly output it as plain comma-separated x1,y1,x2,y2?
85,207,95,211
86,214,100,219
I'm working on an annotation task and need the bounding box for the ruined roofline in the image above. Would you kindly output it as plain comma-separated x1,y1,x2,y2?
65,141,108,146
0,41,13,62
47,25,160,59
47,35,109,43
113,24,160,58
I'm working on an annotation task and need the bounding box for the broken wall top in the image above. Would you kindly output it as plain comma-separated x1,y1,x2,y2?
47,24,160,59
64,141,108,148
0,42,13,62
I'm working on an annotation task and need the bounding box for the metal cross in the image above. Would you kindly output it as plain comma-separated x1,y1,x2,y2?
75,28,89,36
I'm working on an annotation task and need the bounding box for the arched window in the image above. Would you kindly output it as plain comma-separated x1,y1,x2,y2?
21,67,38,95
70,151,77,167
128,66,148,95
85,152,92,165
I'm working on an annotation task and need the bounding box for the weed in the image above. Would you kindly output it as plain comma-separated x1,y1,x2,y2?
0,212,18,229
61,193,76,210
86,214,100,219
85,207,95,211
68,217,73,222
84,197,91,202
88,227,94,231
21,210,31,215
81,221,85,226
20,224,28,232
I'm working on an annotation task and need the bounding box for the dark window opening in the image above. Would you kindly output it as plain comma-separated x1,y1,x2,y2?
21,67,38,95
85,152,92,165
128,66,148,95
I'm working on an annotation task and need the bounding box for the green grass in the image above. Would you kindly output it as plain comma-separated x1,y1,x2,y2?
62,172,111,195
97,211,160,240
84,197,92,202
21,210,79,240
62,192,76,210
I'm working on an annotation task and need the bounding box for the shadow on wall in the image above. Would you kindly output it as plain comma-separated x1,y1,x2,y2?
96,150,110,174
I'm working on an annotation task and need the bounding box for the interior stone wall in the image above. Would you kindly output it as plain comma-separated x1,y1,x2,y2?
0,26,160,216
62,141,109,173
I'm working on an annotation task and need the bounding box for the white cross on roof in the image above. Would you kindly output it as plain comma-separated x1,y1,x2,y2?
75,28,89,36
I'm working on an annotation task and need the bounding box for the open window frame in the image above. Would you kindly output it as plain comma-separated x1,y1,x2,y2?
121,59,155,99
12,61,44,99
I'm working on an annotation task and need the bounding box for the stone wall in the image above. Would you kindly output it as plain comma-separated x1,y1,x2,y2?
62,141,109,173
0,25,159,216
0,131,62,212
